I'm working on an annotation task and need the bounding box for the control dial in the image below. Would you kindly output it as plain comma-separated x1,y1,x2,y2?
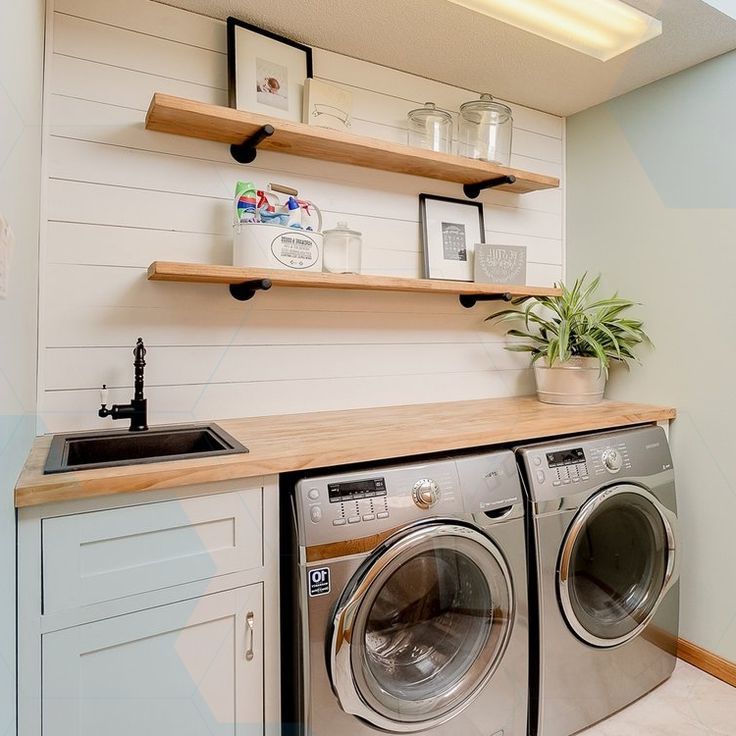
412,479,440,509
601,448,623,473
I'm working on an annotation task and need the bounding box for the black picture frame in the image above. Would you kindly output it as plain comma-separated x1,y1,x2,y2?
226,17,313,117
419,194,486,281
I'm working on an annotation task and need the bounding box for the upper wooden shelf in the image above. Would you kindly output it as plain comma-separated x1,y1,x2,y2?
147,261,562,307
145,94,560,195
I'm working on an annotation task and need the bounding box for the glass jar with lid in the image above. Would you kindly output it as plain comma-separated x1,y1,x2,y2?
323,221,362,274
407,102,453,154
458,93,513,166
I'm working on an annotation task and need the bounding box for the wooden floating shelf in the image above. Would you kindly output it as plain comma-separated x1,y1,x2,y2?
145,94,560,195
147,261,562,307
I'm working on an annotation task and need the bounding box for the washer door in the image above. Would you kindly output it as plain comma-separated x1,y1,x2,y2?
558,484,678,648
329,521,514,732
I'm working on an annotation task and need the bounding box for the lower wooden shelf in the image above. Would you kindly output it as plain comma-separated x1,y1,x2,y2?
147,261,561,306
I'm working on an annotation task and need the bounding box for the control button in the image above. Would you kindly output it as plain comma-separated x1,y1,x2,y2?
309,506,322,522
377,512,389,519
333,518,346,526
348,515,361,524
536,470,545,483
412,479,440,509
363,514,375,521
572,477,580,483
581,476,589,481
533,456,542,467
562,479,571,485
307,488,320,501
553,480,561,487
602,448,623,473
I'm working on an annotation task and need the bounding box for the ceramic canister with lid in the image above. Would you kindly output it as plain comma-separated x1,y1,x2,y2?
322,221,362,274
458,93,513,165
407,102,453,154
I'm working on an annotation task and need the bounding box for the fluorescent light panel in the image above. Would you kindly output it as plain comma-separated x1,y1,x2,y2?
447,0,662,61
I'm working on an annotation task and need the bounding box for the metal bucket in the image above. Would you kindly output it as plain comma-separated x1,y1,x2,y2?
533,357,606,405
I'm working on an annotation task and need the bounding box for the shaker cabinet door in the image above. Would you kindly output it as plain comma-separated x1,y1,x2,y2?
43,488,264,614
42,585,264,736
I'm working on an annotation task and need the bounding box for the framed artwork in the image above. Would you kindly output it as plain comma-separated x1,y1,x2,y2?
303,78,353,131
474,244,527,284
419,194,486,281
227,17,313,122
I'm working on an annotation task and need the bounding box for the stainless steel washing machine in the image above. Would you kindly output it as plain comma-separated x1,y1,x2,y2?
516,425,680,736
284,451,529,736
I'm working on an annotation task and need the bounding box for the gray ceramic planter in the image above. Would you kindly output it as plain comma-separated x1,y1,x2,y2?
533,356,606,405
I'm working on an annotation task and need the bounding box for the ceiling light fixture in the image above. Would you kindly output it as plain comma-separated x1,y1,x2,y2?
447,0,662,61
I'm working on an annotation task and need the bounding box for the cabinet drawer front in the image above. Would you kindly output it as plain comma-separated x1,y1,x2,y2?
43,585,264,736
43,489,263,614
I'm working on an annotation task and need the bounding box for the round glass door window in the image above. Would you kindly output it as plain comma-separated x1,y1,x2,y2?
330,523,514,731
558,486,676,647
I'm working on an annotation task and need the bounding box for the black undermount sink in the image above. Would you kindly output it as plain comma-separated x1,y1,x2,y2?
43,423,248,474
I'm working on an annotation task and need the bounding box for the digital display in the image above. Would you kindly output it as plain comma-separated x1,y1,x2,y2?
546,448,585,467
328,477,387,503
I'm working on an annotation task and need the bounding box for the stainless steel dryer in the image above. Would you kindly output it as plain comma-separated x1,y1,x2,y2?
516,425,680,736
284,450,529,736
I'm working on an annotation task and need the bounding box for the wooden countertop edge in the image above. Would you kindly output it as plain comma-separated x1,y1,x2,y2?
14,398,676,508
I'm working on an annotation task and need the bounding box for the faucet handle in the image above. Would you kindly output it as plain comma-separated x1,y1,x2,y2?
100,384,109,407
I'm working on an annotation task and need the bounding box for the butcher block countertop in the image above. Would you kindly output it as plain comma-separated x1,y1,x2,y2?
15,397,676,508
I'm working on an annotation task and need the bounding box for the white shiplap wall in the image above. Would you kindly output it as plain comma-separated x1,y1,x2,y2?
39,0,564,433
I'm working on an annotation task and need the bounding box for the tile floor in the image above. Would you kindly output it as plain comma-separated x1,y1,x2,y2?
578,660,736,735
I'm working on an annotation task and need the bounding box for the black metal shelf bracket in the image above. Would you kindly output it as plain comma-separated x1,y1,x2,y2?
229,278,273,301
230,124,275,164
459,292,513,309
463,175,517,199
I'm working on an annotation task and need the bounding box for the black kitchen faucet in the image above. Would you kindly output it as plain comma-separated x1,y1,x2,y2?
98,337,149,431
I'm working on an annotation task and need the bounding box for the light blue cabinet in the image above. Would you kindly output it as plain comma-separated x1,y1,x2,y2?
42,490,263,613
18,477,280,736
43,585,264,736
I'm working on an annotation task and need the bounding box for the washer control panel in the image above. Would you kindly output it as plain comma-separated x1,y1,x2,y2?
518,425,671,504
295,450,521,548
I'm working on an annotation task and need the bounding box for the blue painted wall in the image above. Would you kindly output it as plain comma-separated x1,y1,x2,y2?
0,1,45,733
567,50,736,663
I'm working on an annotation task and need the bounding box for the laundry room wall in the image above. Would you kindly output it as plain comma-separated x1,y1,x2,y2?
38,0,565,434
0,1,45,733
567,51,736,664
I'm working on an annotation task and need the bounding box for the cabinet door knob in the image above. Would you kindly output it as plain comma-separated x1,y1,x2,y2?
245,611,255,661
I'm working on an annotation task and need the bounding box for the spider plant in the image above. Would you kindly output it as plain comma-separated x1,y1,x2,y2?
486,274,651,375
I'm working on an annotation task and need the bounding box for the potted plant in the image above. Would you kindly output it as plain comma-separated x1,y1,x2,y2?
487,274,651,405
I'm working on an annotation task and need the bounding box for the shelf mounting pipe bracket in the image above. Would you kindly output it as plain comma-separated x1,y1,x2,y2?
459,293,513,309
230,124,275,164
229,278,273,301
463,175,516,199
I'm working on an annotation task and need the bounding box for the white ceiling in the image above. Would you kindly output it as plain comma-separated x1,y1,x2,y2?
159,0,736,116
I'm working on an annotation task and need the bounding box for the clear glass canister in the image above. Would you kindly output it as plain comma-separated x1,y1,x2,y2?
458,93,513,165
323,221,362,274
407,102,453,154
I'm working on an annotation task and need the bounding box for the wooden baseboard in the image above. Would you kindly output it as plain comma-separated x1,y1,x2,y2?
678,637,736,687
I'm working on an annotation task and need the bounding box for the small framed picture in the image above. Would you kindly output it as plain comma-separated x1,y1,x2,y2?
419,194,486,281
303,78,353,131
474,244,527,284
227,17,313,122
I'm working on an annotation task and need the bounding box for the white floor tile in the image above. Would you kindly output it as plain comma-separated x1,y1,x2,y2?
577,660,736,735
